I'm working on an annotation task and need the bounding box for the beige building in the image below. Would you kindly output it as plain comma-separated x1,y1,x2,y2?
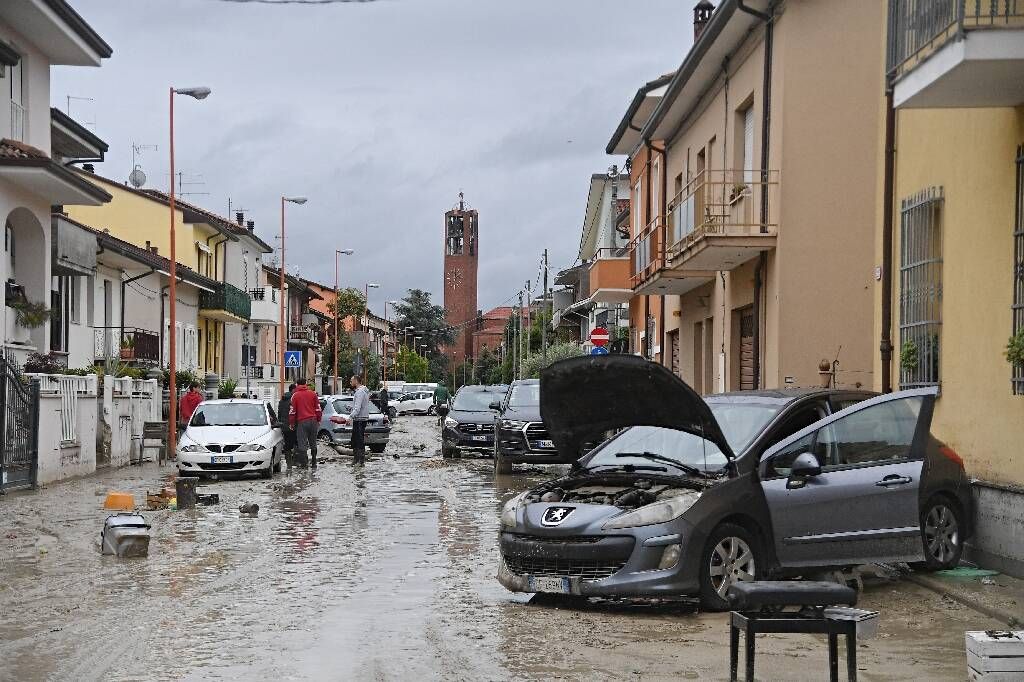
611,0,886,393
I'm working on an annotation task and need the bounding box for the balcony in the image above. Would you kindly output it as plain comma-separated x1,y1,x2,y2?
199,282,251,323
887,0,1024,108
248,287,280,325
586,248,632,304
94,327,160,364
288,325,319,348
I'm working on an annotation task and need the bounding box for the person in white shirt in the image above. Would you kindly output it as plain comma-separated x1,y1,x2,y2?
349,375,370,465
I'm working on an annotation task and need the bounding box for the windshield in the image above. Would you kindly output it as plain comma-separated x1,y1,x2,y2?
581,403,780,473
190,403,267,427
333,399,382,415
508,383,539,408
453,390,502,411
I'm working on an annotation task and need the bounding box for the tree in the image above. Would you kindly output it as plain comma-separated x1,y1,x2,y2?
394,344,429,382
521,342,584,379
393,289,457,384
474,347,500,385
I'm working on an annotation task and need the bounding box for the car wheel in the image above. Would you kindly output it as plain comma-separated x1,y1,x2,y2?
273,447,282,473
913,496,963,571
427,405,436,416
494,448,513,475
260,459,273,479
388,407,397,419
699,523,760,611
317,430,333,446
369,444,386,454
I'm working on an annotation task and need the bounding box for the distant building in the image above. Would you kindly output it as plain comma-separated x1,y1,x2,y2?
442,193,478,366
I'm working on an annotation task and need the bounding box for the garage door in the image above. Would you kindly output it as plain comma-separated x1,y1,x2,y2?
739,310,754,390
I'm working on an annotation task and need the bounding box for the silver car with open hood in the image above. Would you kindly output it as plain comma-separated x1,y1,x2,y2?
497,355,972,609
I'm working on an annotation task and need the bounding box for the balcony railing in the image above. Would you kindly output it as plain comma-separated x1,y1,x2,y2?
628,216,667,289
199,282,252,322
249,287,279,303
887,0,1024,80
288,325,319,346
248,287,281,324
94,327,160,363
666,168,778,259
10,101,24,142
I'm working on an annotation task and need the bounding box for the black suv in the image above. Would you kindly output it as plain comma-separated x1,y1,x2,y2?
493,379,560,473
441,384,507,458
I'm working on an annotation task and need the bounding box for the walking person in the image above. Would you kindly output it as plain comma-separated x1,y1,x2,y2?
278,383,296,469
349,375,370,466
432,382,450,425
288,378,322,469
377,384,390,418
178,382,204,435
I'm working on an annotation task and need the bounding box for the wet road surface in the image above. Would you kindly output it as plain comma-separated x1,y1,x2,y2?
0,416,1001,681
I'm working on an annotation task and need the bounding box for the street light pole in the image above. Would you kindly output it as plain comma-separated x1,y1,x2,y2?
332,249,354,394
167,85,210,457
278,196,307,397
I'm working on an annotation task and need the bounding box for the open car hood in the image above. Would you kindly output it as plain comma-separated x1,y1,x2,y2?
540,355,736,463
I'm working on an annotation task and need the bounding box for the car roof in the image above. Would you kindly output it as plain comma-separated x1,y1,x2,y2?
512,379,539,386
457,384,507,392
704,388,875,406
199,398,266,405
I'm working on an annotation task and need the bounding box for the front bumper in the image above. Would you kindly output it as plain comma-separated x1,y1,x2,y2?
496,521,705,598
495,423,562,463
442,425,494,453
325,426,391,446
177,450,271,475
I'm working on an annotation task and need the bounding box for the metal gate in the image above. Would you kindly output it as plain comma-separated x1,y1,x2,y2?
0,355,40,491
739,309,755,391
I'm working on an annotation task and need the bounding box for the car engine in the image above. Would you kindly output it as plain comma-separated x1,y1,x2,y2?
525,476,707,510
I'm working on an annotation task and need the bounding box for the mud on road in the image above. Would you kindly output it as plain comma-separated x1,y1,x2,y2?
0,416,1000,681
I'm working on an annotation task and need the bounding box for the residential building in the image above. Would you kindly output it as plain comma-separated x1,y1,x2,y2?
880,0,1024,574
473,306,514,358
262,264,321,386
0,1,112,364
611,0,885,392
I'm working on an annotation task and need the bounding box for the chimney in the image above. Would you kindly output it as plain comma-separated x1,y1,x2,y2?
246,220,255,231
82,163,95,173
694,0,714,41
145,240,151,252
235,211,244,226
150,245,158,254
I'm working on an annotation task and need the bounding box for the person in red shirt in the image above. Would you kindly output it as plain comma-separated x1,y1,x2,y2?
288,378,323,469
179,383,203,430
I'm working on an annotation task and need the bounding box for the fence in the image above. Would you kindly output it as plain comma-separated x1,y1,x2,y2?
24,374,98,443
0,355,40,491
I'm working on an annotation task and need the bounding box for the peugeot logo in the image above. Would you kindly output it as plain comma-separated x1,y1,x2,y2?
542,506,575,526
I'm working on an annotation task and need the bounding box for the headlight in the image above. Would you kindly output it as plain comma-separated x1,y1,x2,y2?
601,493,701,530
500,419,527,430
500,492,527,528
443,416,458,428
235,442,267,452
179,443,207,453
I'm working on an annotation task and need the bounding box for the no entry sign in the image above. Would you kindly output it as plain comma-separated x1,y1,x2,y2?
590,327,609,347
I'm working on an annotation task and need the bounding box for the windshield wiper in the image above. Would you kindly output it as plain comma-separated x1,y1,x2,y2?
614,452,706,478
586,463,668,473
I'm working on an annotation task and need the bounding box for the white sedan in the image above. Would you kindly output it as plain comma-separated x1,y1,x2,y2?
394,391,436,415
176,399,284,479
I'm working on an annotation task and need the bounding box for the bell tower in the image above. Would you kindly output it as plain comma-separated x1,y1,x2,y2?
443,192,479,367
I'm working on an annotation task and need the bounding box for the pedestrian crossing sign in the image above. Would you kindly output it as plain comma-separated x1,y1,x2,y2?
284,351,302,368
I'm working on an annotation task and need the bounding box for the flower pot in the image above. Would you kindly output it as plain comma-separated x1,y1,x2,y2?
120,348,135,360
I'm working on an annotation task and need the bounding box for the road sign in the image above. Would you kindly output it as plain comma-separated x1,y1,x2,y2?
590,346,609,355
590,327,610,347
284,351,302,368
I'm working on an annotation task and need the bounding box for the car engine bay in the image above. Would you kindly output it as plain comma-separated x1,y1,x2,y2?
525,476,710,510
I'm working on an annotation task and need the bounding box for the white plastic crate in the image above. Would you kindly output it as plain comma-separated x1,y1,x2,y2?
966,630,1024,681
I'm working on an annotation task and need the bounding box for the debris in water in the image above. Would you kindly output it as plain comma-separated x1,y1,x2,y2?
100,513,151,557
392,453,401,459
239,502,260,515
196,493,220,506
103,491,135,510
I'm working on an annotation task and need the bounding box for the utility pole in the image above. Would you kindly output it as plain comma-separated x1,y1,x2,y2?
525,280,532,361
542,249,549,362
517,290,524,380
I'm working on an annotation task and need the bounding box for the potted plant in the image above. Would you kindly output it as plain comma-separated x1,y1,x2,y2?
10,299,51,329
1006,328,1024,369
900,339,919,376
729,182,749,202
120,335,136,360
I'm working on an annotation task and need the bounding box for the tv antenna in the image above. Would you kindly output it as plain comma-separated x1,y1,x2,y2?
64,95,95,127
129,142,158,188
163,171,209,197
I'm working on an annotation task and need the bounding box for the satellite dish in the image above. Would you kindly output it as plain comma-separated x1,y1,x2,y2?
129,166,146,188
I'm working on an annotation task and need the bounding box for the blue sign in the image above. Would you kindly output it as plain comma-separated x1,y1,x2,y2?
284,350,302,368
590,346,609,355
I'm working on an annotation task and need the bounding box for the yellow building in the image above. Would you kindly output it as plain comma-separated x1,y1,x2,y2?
67,172,251,377
880,2,1024,574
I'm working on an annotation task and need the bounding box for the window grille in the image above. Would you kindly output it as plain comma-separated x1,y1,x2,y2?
1013,146,1024,394
899,187,943,388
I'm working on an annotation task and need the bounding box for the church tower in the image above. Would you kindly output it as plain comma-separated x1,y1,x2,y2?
443,193,479,367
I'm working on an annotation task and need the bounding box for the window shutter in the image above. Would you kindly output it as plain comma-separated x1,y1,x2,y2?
743,107,755,185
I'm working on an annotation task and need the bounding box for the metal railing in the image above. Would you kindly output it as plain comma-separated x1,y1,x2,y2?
249,287,279,303
94,327,160,363
10,101,24,141
288,325,319,345
887,0,1024,80
0,355,39,491
628,216,666,289
898,187,944,389
23,373,98,443
1013,145,1024,394
199,282,252,320
666,169,778,259
592,246,630,259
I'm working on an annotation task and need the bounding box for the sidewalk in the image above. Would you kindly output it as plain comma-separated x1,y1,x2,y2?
902,566,1024,628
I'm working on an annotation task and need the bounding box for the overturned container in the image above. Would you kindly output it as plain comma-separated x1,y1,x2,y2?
100,513,152,558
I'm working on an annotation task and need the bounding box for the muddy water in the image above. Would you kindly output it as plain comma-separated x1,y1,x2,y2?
0,417,1000,681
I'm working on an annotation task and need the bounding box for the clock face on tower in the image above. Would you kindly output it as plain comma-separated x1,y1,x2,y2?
446,268,462,290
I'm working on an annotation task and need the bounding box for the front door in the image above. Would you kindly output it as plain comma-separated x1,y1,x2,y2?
738,308,754,390
760,390,934,568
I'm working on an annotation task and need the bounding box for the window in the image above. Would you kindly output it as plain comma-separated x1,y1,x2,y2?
899,187,943,388
632,179,643,237
741,105,755,185
767,433,815,478
69,277,79,324
10,55,23,141
1014,146,1024,395
817,397,923,467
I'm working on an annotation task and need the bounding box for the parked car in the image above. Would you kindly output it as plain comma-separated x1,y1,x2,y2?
176,399,284,479
492,379,559,473
371,390,398,418
395,390,436,415
497,355,971,609
317,395,391,453
441,384,508,458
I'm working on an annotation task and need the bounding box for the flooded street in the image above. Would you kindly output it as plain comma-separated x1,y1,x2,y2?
0,417,1001,681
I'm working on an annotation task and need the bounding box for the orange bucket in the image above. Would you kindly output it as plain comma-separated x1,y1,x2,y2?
103,492,135,510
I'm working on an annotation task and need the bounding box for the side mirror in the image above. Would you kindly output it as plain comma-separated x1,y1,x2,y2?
488,401,501,411
271,420,284,430
786,452,821,489
437,405,450,418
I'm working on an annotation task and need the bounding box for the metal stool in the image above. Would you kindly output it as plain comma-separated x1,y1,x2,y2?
726,581,862,682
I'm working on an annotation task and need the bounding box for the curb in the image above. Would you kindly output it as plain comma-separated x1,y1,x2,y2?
904,573,1022,627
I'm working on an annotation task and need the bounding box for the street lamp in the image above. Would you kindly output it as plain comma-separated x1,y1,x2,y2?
167,84,210,458
278,196,308,396
332,248,355,394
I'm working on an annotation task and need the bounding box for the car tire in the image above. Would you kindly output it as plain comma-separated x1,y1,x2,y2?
699,523,761,611
494,448,513,475
317,430,333,446
427,405,436,416
369,444,386,454
260,460,273,479
388,407,397,419
911,496,964,571
273,447,282,473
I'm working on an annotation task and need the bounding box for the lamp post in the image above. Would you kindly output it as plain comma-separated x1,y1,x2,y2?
332,249,355,394
278,196,307,396
384,300,399,386
167,85,210,458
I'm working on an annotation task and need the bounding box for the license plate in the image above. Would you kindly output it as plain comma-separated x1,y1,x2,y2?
471,435,489,442
534,439,554,449
528,575,569,594
211,455,232,464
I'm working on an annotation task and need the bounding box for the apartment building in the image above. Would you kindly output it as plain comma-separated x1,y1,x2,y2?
881,0,1024,574
611,0,885,392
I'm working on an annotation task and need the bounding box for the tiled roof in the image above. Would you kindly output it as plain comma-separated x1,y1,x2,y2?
0,138,50,160
139,188,274,253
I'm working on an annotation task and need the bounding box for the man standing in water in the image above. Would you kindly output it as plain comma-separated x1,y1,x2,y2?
349,375,370,466
288,378,322,469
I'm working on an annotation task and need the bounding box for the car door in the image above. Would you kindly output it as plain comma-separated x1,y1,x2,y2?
760,388,936,568
417,392,433,412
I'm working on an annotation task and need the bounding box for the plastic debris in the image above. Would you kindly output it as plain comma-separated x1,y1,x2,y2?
103,491,135,510
239,502,259,515
936,567,1000,580
101,513,151,557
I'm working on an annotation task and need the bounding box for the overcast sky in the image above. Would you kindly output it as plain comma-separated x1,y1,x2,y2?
53,0,691,316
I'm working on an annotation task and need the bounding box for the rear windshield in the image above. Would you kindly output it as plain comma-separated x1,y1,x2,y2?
190,403,267,427
333,399,382,415
453,390,503,411
508,383,539,407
